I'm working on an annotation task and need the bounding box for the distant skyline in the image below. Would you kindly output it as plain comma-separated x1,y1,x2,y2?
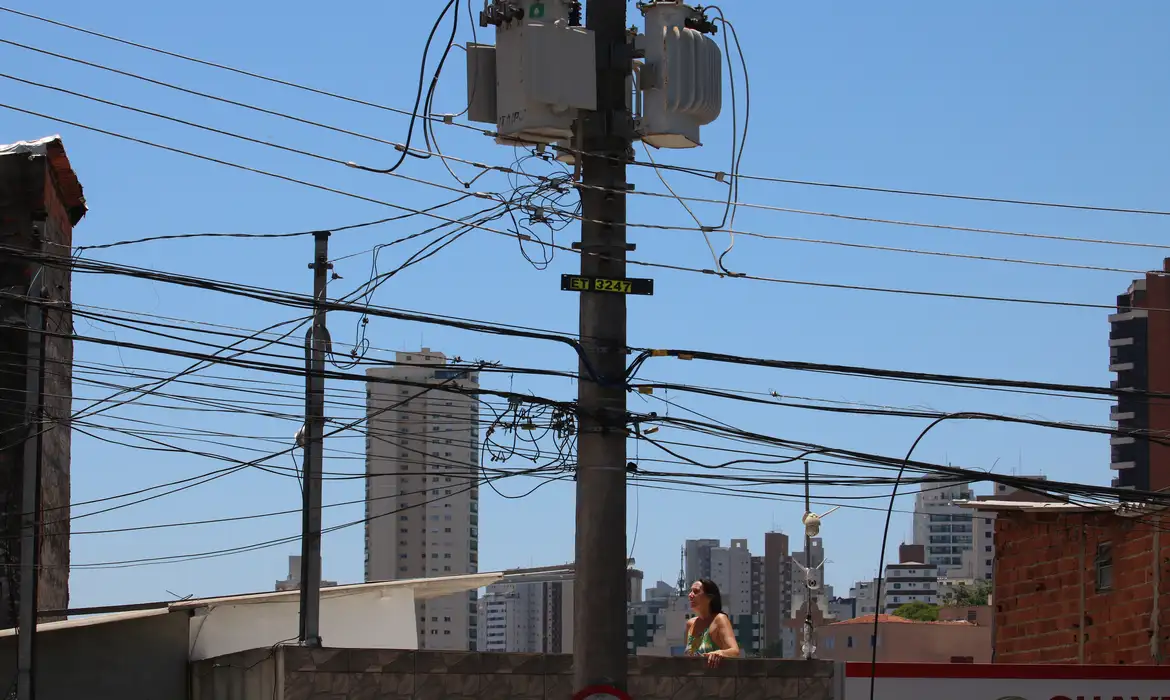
1,0,1165,607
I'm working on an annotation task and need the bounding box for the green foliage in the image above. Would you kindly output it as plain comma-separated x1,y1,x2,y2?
941,580,991,607
891,601,939,621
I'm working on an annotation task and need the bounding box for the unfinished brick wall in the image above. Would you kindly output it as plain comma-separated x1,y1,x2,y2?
994,510,1170,665
0,141,82,626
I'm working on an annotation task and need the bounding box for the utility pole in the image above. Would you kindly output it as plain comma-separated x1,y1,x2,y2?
574,0,632,693
298,230,330,647
17,225,45,700
802,460,815,660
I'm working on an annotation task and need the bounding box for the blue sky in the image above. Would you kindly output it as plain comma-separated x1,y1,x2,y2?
1,0,1167,607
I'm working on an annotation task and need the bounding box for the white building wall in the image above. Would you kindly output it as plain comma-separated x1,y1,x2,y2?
709,539,752,616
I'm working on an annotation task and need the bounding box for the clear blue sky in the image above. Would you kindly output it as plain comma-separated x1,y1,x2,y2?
1,0,1167,607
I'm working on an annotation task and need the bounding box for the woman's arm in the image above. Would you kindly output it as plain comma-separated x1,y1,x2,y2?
715,615,741,657
705,614,741,666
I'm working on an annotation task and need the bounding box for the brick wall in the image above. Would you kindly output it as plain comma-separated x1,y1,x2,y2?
994,509,1170,664
192,649,836,700
0,146,79,626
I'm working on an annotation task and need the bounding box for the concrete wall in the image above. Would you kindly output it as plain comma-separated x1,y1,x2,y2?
0,610,188,700
193,648,836,700
0,147,76,626
994,509,1170,665
817,619,991,663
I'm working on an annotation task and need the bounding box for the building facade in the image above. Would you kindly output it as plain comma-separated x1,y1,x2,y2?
365,349,481,650
1109,262,1170,492
883,561,939,613
818,614,991,663
710,539,752,616
914,481,979,578
762,531,792,651
0,136,85,626
979,500,1170,665
275,555,337,592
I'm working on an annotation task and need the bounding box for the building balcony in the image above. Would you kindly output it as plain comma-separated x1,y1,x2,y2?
1110,460,1136,471
1109,362,1135,372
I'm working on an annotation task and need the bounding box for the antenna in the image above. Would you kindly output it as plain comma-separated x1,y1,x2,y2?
677,545,686,597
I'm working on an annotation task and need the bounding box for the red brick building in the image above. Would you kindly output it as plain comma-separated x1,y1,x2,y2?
970,500,1170,665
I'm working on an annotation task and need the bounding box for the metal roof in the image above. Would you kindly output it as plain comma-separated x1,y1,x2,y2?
0,608,172,638
11,571,507,636
955,499,1148,515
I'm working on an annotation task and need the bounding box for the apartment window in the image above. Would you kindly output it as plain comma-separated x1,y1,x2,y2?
399,540,407,546
444,630,452,635
399,516,408,521
432,553,439,559
846,636,853,648
445,528,452,533
444,452,453,457
444,553,452,559
444,566,452,571
1095,542,1113,591
399,566,408,572
984,545,992,552
400,528,408,534
431,617,438,622
444,617,452,622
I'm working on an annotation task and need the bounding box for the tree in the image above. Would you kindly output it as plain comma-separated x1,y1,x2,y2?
941,580,991,607
891,601,939,622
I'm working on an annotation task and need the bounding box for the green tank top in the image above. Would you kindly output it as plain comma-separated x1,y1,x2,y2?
685,619,718,656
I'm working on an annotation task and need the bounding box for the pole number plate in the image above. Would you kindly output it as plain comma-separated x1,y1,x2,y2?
561,274,654,296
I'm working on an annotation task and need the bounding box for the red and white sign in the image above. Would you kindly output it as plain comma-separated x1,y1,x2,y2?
843,662,1170,700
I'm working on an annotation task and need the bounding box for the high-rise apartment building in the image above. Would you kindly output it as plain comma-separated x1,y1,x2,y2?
684,538,720,584
478,580,573,653
762,531,793,651
365,349,481,650
710,539,753,615
913,481,976,578
1109,262,1170,492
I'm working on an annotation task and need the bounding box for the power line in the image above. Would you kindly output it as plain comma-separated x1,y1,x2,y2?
4,104,1160,313
5,4,1167,218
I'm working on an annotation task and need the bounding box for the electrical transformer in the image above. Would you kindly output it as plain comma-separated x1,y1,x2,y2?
636,1,722,149
467,0,596,145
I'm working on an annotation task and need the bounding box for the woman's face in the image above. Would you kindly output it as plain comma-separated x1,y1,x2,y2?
688,581,705,611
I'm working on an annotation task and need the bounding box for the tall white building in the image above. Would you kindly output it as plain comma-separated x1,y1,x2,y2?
709,539,752,616
365,349,481,650
916,477,1049,582
913,482,977,578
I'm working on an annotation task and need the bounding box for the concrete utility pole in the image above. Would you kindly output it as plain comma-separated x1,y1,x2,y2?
298,230,330,647
17,226,45,700
574,0,633,693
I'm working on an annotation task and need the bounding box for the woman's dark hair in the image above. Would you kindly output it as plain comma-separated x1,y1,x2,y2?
698,578,723,616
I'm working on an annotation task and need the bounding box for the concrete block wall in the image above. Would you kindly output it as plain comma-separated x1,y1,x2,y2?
193,648,836,700
994,510,1170,664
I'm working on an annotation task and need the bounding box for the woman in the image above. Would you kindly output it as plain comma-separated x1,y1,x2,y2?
684,579,741,666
